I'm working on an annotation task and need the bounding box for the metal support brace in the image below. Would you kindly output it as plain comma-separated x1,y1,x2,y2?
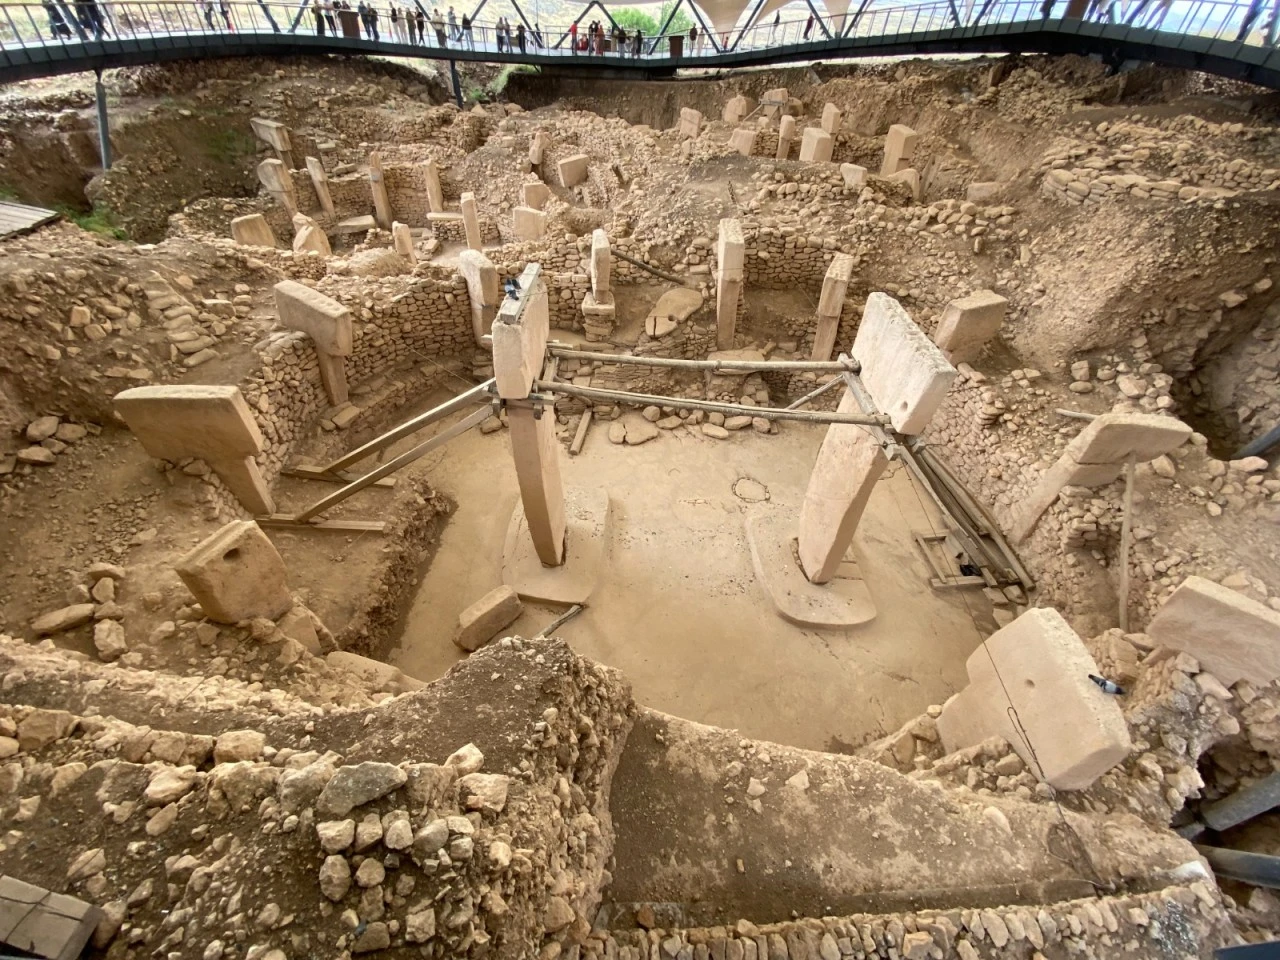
94,71,112,170
802,0,834,38
729,0,769,50
844,0,875,35
289,0,309,33
450,60,464,107
686,1,723,51
256,0,281,31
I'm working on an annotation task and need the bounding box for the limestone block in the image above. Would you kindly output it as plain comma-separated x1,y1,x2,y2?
840,163,866,189
589,228,610,298
521,180,551,210
887,167,921,200
460,192,482,250
368,151,393,229
273,280,352,356
821,102,843,135
305,156,335,218
114,385,264,463
231,213,277,248
392,221,417,263
529,131,551,166
728,128,757,157
881,123,919,176
557,154,589,188
933,289,1009,364
291,213,332,257
326,651,424,693
492,264,549,399
798,127,834,163
256,158,297,216
423,158,444,213
512,205,547,241
798,393,889,584
679,107,703,140
175,521,293,624
458,250,500,344
776,115,796,161
937,608,1132,791
1148,576,1280,686
454,585,523,651
722,94,753,124
716,220,745,350
1064,413,1193,465
851,293,956,435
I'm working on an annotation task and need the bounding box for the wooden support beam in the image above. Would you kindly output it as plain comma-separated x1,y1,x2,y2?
292,406,492,524
282,465,397,487
316,378,494,475
257,516,389,532
569,409,592,456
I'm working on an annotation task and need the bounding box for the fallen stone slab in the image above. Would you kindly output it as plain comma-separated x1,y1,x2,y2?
1147,575,1280,686
454,586,523,652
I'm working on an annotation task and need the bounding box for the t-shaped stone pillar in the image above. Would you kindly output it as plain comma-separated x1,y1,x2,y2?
460,192,483,251
852,292,957,435
715,219,745,350
811,253,854,361
492,264,564,568
250,117,296,169
114,385,274,516
257,158,297,217
273,279,354,406
458,250,500,345
368,151,393,230
582,228,615,342
881,124,919,176
305,157,336,218
797,388,890,584
937,607,1132,790
933,289,1009,364
423,158,445,213
513,206,547,240
775,115,796,161
392,221,417,264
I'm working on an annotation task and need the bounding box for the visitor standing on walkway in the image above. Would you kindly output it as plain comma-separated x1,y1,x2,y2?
431,7,446,45
461,13,472,45
44,0,74,37
803,12,814,38
447,5,458,39
688,22,697,53
632,26,642,55
367,3,379,38
495,15,505,49
415,7,425,42
516,22,525,51
569,19,578,51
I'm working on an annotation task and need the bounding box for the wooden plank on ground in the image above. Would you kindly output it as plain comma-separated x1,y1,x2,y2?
0,201,59,239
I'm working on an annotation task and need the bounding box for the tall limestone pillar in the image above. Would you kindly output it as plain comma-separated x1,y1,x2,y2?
715,219,744,350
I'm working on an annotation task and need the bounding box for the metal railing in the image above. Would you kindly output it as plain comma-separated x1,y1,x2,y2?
0,0,1276,70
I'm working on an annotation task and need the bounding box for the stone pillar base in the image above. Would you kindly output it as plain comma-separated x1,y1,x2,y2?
581,291,616,342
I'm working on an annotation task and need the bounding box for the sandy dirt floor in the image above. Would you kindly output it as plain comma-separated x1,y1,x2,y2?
392,400,996,752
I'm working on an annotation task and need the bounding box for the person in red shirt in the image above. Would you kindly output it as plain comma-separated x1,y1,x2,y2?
569,19,578,53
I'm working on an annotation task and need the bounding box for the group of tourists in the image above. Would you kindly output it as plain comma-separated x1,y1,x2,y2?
41,0,112,39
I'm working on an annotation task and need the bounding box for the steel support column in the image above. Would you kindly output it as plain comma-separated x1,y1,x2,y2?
450,59,464,107
94,70,112,170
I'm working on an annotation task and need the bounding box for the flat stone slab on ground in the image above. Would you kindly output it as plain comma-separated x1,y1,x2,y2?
502,487,610,605
0,874,101,960
745,507,877,628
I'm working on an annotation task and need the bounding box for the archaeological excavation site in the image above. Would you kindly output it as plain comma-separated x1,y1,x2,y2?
2,39,1280,960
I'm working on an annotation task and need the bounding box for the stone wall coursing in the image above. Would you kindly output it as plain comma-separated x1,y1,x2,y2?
592,883,1232,960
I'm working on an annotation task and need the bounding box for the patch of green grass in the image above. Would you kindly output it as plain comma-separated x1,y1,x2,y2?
58,203,127,240
487,63,536,96
0,184,17,202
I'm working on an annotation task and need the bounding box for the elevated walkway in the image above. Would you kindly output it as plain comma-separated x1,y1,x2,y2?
1,0,1278,88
